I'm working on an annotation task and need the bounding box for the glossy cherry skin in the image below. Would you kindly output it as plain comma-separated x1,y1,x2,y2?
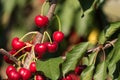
35,74,45,80
12,37,25,50
62,75,72,80
7,70,22,80
18,67,31,80
35,15,49,28
74,65,87,75
34,43,47,58
29,62,36,73
45,42,58,53
53,31,64,43
6,65,16,75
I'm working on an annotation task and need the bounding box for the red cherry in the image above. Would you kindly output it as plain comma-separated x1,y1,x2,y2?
35,15,49,28
66,75,72,80
35,74,45,80
34,43,47,59
45,42,58,53
74,65,87,75
12,37,25,50
7,70,21,80
61,75,72,80
18,67,31,80
29,62,36,73
6,65,16,75
53,31,64,43
25,42,32,52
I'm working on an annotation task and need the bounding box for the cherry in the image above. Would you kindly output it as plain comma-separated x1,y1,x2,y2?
45,42,58,53
35,15,49,28
74,65,87,75
34,43,47,58
61,75,72,80
53,31,64,43
6,65,16,75
29,62,36,73
66,75,72,80
7,70,22,80
18,67,31,80
25,42,32,52
12,37,25,50
35,74,45,80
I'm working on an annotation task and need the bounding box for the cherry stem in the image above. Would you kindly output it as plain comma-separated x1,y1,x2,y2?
20,31,38,41
55,14,62,31
41,31,52,43
13,45,32,56
41,1,47,16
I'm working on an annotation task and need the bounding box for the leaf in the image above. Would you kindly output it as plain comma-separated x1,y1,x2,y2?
94,61,107,80
62,42,89,76
75,7,97,37
108,35,120,79
80,65,94,80
88,51,98,66
106,48,115,64
59,0,80,36
98,21,120,44
36,57,64,80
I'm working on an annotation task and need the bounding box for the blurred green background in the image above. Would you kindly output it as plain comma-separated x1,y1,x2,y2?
0,0,120,79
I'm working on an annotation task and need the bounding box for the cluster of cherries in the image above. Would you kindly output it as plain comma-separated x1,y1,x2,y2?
34,15,64,58
6,62,46,80
4,14,64,80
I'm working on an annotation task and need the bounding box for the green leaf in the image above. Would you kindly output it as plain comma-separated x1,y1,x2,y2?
62,42,89,76
88,51,98,66
106,48,115,64
36,57,64,80
60,0,80,36
98,21,120,44
75,7,98,37
94,61,107,80
80,65,94,80
108,35,120,79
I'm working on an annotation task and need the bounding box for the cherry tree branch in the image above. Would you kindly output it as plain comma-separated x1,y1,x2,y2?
0,49,21,66
46,0,57,20
87,38,117,53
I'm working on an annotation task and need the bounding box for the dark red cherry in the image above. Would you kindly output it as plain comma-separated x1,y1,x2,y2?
6,65,16,75
35,15,49,28
18,67,31,80
53,31,64,43
34,43,47,58
12,37,25,50
7,70,22,80
29,62,36,73
45,42,58,53
35,74,45,80
74,65,87,75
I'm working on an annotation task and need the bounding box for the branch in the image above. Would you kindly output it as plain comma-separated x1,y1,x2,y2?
46,0,57,20
87,39,118,53
0,49,21,66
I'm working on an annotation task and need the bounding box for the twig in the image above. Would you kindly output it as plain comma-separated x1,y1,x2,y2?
0,49,20,66
87,38,118,53
46,0,57,20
